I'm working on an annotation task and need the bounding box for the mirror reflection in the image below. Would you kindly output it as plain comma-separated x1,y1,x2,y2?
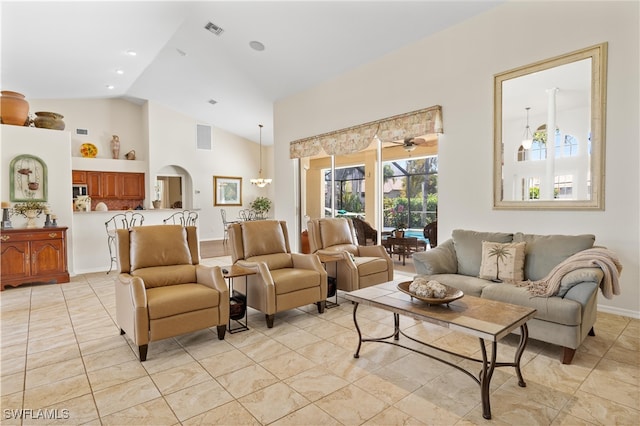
494,43,607,209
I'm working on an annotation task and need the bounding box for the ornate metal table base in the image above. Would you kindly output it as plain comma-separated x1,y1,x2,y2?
351,303,529,420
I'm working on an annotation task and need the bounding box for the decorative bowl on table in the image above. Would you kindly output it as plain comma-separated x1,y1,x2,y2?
397,281,464,305
80,143,98,158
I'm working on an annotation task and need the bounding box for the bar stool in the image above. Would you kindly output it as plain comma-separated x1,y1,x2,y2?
163,210,198,226
105,212,144,273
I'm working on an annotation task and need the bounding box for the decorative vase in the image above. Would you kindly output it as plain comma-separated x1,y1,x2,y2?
33,111,65,130
0,91,29,126
25,210,38,228
111,135,120,159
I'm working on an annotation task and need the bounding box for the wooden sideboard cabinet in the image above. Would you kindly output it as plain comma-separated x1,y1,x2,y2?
0,227,70,291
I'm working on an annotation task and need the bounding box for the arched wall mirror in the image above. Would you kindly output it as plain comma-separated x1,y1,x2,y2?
493,43,607,210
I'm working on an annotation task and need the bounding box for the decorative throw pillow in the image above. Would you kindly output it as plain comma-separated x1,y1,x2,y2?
478,241,526,283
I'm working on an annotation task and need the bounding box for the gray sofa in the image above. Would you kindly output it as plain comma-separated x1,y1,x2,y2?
412,229,603,364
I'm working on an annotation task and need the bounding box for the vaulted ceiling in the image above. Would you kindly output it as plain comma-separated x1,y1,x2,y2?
1,1,502,145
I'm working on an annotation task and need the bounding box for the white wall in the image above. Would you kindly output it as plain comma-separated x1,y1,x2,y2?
274,2,639,317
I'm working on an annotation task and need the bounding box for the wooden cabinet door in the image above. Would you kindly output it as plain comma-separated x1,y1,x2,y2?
30,239,66,276
87,172,102,197
72,170,87,184
101,172,119,199
119,173,145,199
0,240,30,280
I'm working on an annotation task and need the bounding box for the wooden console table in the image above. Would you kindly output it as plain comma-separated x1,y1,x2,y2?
1,227,70,290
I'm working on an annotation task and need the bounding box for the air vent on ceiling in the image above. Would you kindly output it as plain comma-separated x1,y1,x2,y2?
204,22,224,36
196,124,212,150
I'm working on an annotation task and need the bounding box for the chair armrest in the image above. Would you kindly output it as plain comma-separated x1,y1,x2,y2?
291,253,326,272
196,265,230,298
117,273,147,308
115,273,149,346
237,260,275,287
412,239,458,275
357,245,390,258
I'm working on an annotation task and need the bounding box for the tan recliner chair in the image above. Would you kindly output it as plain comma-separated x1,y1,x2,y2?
228,220,327,328
115,225,229,361
307,217,394,292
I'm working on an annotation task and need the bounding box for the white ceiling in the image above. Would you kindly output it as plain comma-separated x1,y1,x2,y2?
1,1,502,145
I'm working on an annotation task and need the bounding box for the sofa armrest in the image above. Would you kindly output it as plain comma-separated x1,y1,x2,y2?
412,239,458,275
558,267,604,298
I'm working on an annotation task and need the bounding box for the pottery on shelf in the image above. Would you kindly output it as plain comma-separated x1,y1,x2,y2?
0,91,29,126
33,111,65,130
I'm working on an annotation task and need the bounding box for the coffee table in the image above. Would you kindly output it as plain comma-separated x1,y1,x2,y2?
344,280,536,419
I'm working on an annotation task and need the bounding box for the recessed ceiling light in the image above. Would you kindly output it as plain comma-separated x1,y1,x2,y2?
126,50,137,56
249,41,265,51
115,69,124,75
106,85,115,90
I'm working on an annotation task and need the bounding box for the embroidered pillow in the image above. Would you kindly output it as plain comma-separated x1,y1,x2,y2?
478,241,526,283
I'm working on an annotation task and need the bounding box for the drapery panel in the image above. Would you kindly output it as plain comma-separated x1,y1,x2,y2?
289,105,443,159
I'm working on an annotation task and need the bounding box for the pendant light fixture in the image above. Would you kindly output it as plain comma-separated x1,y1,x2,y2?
522,107,533,150
250,124,272,188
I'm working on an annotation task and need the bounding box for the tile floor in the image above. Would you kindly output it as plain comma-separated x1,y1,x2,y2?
1,256,638,425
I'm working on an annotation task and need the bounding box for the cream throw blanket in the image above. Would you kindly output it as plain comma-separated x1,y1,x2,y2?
519,247,622,299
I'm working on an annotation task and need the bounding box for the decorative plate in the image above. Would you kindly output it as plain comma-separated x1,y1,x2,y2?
80,143,97,158
397,281,464,305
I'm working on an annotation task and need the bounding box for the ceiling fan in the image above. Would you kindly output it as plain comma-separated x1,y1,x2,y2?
389,136,434,152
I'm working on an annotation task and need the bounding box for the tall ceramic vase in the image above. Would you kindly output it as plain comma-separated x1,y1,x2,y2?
0,91,29,126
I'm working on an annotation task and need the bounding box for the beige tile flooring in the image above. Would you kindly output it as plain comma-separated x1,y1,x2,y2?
1,256,638,425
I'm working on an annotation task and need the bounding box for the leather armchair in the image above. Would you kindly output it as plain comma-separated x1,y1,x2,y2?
307,218,394,292
228,220,327,328
115,225,229,361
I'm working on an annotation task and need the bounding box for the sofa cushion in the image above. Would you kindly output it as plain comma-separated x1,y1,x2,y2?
452,230,513,277
513,233,595,281
478,241,526,283
130,225,192,270
481,283,582,326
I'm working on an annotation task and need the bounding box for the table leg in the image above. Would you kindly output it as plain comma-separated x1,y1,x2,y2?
479,339,498,419
514,323,529,387
352,302,362,358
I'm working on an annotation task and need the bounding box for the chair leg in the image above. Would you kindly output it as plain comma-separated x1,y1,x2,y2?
265,314,275,328
316,300,326,314
139,344,148,362
562,347,576,364
216,325,226,340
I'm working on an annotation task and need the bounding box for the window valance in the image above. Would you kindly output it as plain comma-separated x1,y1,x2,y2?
289,105,443,159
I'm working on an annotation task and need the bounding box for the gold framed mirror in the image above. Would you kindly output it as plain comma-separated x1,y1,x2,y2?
493,43,607,210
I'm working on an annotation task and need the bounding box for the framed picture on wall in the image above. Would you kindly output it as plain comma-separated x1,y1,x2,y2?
9,154,48,202
214,176,242,206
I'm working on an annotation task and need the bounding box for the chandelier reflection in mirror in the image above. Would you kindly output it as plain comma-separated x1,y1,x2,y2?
250,124,272,188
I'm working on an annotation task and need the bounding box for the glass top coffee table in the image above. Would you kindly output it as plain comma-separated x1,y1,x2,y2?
344,280,536,420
